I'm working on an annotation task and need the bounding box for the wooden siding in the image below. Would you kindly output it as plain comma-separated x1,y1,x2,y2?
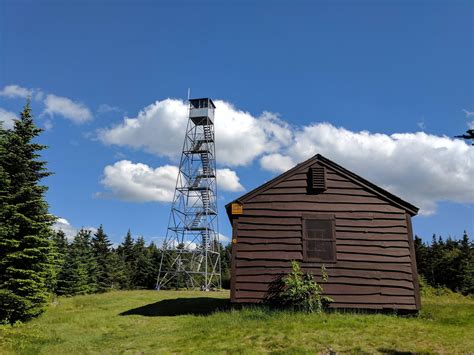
231,163,419,311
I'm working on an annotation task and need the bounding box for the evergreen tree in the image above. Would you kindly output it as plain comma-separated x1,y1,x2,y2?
414,232,473,295
131,236,153,289
56,229,97,296
0,122,11,281
119,229,135,264
117,229,135,288
459,231,474,294
220,242,232,289
108,250,128,290
0,101,55,323
147,242,162,289
414,235,428,280
92,225,113,292
49,230,68,293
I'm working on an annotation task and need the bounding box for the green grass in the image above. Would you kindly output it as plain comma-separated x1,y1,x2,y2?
1,290,473,354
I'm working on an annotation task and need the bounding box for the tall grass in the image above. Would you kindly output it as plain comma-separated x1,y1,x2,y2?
1,290,473,354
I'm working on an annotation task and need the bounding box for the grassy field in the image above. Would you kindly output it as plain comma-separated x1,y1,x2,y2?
1,290,473,354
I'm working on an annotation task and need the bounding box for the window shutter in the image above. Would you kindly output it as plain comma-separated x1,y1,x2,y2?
310,166,326,192
303,218,335,262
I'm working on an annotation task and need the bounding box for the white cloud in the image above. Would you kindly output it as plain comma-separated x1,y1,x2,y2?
43,94,92,123
97,104,121,114
98,160,244,202
97,98,474,215
0,108,16,129
468,121,474,130
216,168,244,192
267,123,474,215
98,99,292,167
260,153,295,173
98,160,177,202
43,120,54,131
53,217,97,241
34,90,45,102
462,109,474,118
219,233,231,243
0,84,33,99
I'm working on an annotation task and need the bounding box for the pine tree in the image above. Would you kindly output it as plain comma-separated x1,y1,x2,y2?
108,251,128,290
117,229,135,288
459,231,474,295
220,242,232,289
131,236,153,289
92,225,113,292
56,229,98,296
49,230,68,293
0,122,11,279
0,101,55,323
147,242,162,289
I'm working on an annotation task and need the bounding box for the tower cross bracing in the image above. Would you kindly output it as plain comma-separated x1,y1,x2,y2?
157,98,221,290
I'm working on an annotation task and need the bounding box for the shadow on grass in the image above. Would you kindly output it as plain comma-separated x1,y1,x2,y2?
119,297,230,317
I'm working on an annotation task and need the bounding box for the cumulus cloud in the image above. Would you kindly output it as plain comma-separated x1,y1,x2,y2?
216,168,244,192
265,123,474,215
0,84,33,99
43,94,92,123
98,99,292,167
98,160,244,202
260,153,295,173
97,98,474,215
0,108,17,129
98,160,177,202
53,217,97,240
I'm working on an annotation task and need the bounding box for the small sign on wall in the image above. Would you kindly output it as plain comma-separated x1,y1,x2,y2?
231,203,243,215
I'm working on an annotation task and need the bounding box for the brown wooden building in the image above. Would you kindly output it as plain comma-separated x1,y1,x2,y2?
225,154,421,312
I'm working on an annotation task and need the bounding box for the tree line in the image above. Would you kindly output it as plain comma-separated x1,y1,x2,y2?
414,233,473,295
51,227,232,296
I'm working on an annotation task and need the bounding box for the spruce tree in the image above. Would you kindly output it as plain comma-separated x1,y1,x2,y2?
108,251,128,290
117,229,135,288
459,231,474,295
49,230,68,293
0,101,55,323
147,242,162,289
92,225,113,292
131,236,153,289
56,229,98,296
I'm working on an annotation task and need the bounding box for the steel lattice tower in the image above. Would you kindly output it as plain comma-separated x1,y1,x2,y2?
157,98,221,290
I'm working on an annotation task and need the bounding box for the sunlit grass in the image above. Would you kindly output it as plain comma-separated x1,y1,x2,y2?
1,290,473,354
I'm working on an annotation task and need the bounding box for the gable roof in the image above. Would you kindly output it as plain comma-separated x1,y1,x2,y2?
225,154,419,219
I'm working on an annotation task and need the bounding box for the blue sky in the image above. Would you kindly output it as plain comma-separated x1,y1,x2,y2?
1,0,473,245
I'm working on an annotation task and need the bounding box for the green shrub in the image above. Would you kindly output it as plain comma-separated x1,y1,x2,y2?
276,261,333,313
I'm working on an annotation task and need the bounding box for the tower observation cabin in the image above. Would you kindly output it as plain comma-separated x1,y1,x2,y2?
189,98,216,125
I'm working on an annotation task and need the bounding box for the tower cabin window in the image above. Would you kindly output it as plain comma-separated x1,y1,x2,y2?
303,217,336,262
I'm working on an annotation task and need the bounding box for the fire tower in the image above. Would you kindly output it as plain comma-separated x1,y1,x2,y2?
157,98,221,290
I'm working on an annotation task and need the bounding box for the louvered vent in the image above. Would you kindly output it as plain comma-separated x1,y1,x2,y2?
310,166,326,192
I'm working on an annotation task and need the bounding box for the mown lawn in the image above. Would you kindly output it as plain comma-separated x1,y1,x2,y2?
1,290,473,354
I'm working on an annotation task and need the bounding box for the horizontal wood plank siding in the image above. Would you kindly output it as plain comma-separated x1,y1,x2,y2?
231,163,418,310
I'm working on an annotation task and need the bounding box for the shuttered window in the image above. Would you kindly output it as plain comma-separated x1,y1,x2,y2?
303,218,336,262
309,166,326,192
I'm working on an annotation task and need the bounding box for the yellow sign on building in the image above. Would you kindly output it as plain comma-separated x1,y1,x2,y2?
231,203,243,215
